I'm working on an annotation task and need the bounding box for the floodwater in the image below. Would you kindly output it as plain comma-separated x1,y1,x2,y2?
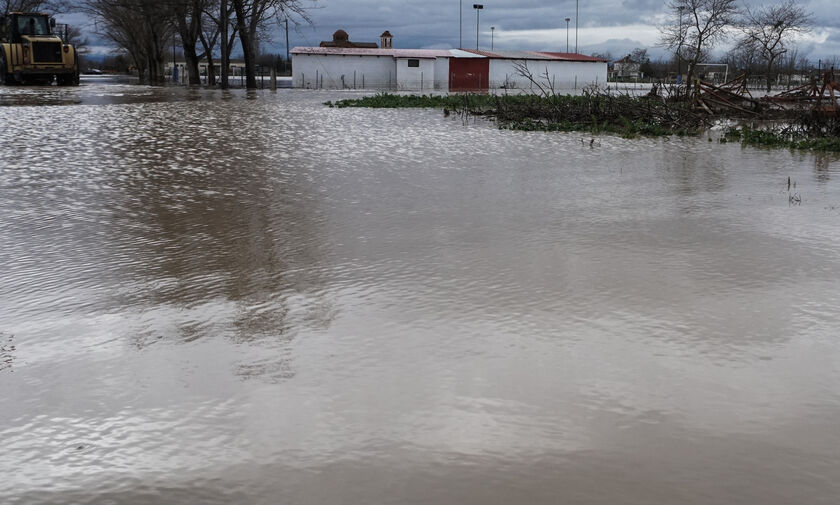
2,78,840,505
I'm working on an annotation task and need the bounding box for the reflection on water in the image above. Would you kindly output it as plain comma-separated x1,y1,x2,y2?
2,80,840,505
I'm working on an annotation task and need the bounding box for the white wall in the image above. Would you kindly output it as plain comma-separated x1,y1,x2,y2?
433,57,450,91
395,58,435,91
293,54,396,89
292,53,607,92
488,60,607,91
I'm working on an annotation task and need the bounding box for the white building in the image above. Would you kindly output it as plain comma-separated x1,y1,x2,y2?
291,30,607,92
291,47,452,90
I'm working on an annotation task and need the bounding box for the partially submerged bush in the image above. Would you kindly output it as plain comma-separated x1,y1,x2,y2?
329,92,840,150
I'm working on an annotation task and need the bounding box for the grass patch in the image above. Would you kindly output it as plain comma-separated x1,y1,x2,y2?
725,126,840,152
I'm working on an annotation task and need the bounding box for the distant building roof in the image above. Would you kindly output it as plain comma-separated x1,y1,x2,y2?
462,50,553,60
532,52,608,62
320,29,378,48
291,47,451,58
614,55,638,64
459,49,607,62
291,47,608,63
448,49,486,58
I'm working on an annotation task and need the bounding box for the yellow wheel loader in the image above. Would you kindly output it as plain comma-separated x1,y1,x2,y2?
0,12,79,86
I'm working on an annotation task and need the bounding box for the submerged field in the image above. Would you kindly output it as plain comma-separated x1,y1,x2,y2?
2,81,840,505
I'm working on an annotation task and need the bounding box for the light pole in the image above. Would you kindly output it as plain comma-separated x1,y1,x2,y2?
474,4,483,51
574,0,578,53
459,0,462,49
677,5,684,84
565,17,570,53
491,26,495,51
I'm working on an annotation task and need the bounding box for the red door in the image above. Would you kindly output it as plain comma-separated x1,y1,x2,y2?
449,58,489,91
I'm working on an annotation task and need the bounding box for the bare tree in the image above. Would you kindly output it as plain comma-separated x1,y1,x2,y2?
63,24,89,52
660,0,739,93
85,0,173,84
201,0,238,88
195,2,225,86
230,0,310,88
723,40,761,76
2,0,61,16
738,0,812,92
169,0,211,85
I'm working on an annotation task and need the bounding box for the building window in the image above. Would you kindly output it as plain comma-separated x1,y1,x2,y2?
407,59,420,67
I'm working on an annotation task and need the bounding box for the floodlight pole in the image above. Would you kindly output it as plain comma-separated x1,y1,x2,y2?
491,26,495,51
565,17,570,53
474,4,483,51
459,0,462,49
574,0,578,53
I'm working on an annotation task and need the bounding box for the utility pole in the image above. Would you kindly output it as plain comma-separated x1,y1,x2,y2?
285,17,290,75
221,0,229,89
677,5,684,85
474,4,483,51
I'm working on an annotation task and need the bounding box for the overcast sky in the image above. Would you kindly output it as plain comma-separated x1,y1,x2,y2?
71,0,840,62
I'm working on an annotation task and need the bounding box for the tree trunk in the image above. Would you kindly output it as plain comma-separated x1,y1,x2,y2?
129,48,147,84
182,39,201,86
150,44,166,85
232,0,257,89
220,0,229,89
198,31,218,87
766,58,774,93
205,54,216,86
136,65,148,84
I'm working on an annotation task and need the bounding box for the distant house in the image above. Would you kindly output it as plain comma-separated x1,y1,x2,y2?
693,63,729,83
612,55,641,79
165,59,248,83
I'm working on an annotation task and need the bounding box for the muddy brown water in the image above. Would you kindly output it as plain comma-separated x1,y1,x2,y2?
2,78,840,505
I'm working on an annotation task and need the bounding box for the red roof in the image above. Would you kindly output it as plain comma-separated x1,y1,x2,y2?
291,47,451,58
536,52,608,62
458,49,606,62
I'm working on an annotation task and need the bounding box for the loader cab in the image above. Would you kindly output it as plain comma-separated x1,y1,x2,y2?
1,13,53,43
0,16,9,43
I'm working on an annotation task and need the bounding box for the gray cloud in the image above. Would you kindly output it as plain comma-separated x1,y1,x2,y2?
64,0,839,63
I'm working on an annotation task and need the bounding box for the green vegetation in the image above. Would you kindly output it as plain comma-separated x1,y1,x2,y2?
329,93,840,151
328,93,702,138
724,126,840,152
